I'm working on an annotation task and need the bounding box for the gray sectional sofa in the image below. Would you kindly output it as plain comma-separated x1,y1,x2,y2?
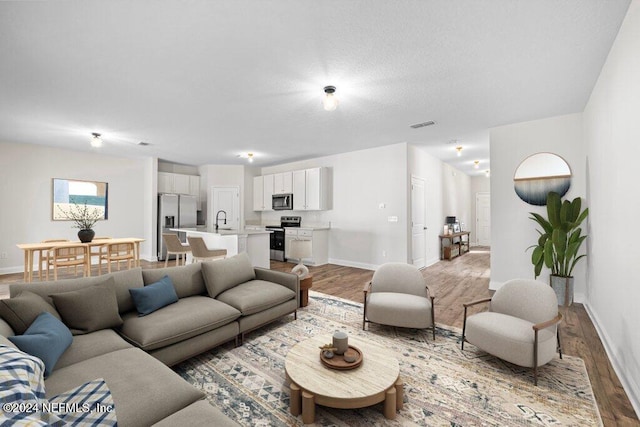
0,252,299,426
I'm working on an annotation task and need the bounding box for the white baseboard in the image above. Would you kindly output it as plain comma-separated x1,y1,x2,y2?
328,258,378,271
583,302,640,419
425,256,440,268
0,266,24,275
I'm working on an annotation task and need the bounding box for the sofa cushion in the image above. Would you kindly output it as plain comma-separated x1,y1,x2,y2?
45,347,204,427
8,312,73,377
10,267,144,314
50,278,123,335
142,262,206,298
0,290,62,334
55,329,134,370
118,296,240,351
201,252,256,298
216,280,296,316
130,275,179,316
152,400,240,427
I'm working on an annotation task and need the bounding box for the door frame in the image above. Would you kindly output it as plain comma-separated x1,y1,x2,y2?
410,175,427,269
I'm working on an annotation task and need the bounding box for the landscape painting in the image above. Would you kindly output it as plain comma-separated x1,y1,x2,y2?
52,178,109,220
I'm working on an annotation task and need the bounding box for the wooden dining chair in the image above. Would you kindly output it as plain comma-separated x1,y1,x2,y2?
98,242,135,274
39,239,70,280
46,244,87,281
90,236,112,258
187,236,227,263
162,233,191,267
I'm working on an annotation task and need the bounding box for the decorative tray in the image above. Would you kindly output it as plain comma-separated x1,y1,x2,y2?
319,345,363,370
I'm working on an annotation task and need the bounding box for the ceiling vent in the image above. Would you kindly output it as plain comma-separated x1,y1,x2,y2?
138,141,150,146
410,121,436,129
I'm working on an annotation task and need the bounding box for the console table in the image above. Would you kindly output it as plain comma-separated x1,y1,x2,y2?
439,231,470,260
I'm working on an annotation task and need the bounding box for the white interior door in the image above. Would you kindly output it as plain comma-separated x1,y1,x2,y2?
411,176,426,268
211,187,240,229
476,193,491,246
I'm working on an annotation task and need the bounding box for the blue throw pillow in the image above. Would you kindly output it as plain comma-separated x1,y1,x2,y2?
129,275,179,316
8,312,73,377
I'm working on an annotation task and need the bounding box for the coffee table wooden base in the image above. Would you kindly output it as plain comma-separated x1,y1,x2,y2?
289,377,403,424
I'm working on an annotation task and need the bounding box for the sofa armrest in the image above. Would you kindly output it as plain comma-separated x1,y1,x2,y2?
254,268,300,305
0,317,15,338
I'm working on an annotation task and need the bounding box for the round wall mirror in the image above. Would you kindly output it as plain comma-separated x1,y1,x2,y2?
513,152,572,205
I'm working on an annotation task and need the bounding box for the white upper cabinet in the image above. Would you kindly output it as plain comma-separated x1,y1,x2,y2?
189,175,201,205
273,171,292,194
158,172,197,196
253,176,265,211
158,172,174,193
293,167,328,210
263,174,274,211
254,167,330,212
173,174,190,195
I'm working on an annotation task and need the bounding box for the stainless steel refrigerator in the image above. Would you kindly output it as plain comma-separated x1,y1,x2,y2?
157,194,197,261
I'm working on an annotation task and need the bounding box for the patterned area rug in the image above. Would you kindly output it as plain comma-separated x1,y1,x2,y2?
174,292,602,426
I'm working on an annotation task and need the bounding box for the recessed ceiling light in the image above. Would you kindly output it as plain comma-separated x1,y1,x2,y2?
90,132,102,148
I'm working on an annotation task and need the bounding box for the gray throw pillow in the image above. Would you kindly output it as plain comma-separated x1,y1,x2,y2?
50,277,123,335
201,252,256,298
0,291,62,334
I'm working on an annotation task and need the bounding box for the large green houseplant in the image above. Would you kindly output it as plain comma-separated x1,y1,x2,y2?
528,191,589,305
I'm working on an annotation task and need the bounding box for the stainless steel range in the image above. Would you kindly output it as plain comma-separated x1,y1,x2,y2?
266,216,301,261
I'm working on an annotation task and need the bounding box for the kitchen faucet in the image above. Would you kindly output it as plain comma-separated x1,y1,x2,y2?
215,210,227,231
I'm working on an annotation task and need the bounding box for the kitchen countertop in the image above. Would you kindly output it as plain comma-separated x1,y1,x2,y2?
171,227,273,236
244,224,331,231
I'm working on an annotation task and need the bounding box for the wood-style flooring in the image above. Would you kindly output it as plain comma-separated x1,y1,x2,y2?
1,250,638,425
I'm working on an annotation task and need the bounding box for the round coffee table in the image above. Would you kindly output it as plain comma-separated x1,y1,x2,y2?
285,335,402,424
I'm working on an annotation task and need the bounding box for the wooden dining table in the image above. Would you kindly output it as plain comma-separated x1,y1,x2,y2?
16,237,145,283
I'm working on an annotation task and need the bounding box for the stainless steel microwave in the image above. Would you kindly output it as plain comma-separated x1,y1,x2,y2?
272,193,293,210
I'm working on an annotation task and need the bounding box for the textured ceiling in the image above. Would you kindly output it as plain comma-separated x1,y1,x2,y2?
0,1,630,175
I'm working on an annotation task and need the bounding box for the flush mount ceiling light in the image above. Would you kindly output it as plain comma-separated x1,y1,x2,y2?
90,132,102,148
455,146,463,156
322,85,338,111
237,152,255,163
485,169,491,177
474,160,480,169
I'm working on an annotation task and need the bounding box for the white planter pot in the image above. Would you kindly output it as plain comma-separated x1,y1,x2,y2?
550,275,573,306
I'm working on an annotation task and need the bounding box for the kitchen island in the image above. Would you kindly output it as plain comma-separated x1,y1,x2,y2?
171,227,272,269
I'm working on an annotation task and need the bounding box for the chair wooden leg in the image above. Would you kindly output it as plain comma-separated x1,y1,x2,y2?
534,329,539,386
164,255,169,268
431,296,436,340
557,327,563,359
461,306,468,350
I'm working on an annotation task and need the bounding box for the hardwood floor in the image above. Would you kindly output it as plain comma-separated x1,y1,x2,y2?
1,251,638,425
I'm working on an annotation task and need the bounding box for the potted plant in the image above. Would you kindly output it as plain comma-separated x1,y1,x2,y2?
528,191,589,305
58,202,103,242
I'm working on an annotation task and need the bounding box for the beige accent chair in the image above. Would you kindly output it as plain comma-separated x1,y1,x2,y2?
363,263,436,339
98,242,135,274
46,244,87,280
187,236,227,263
162,233,191,267
462,279,563,385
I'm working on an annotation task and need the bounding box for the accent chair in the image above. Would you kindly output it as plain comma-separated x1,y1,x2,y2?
461,278,563,385
363,262,436,339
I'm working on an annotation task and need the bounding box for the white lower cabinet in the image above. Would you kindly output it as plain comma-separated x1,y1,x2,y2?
284,228,328,265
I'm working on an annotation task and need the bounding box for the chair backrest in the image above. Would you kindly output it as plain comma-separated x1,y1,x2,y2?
491,279,557,324
107,242,134,256
187,236,209,257
370,263,426,296
53,245,85,258
164,233,189,252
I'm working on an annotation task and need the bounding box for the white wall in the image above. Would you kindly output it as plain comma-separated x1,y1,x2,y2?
470,175,491,245
261,143,409,269
583,0,640,415
407,145,445,266
442,163,472,232
489,113,586,295
198,165,246,227
0,142,153,273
